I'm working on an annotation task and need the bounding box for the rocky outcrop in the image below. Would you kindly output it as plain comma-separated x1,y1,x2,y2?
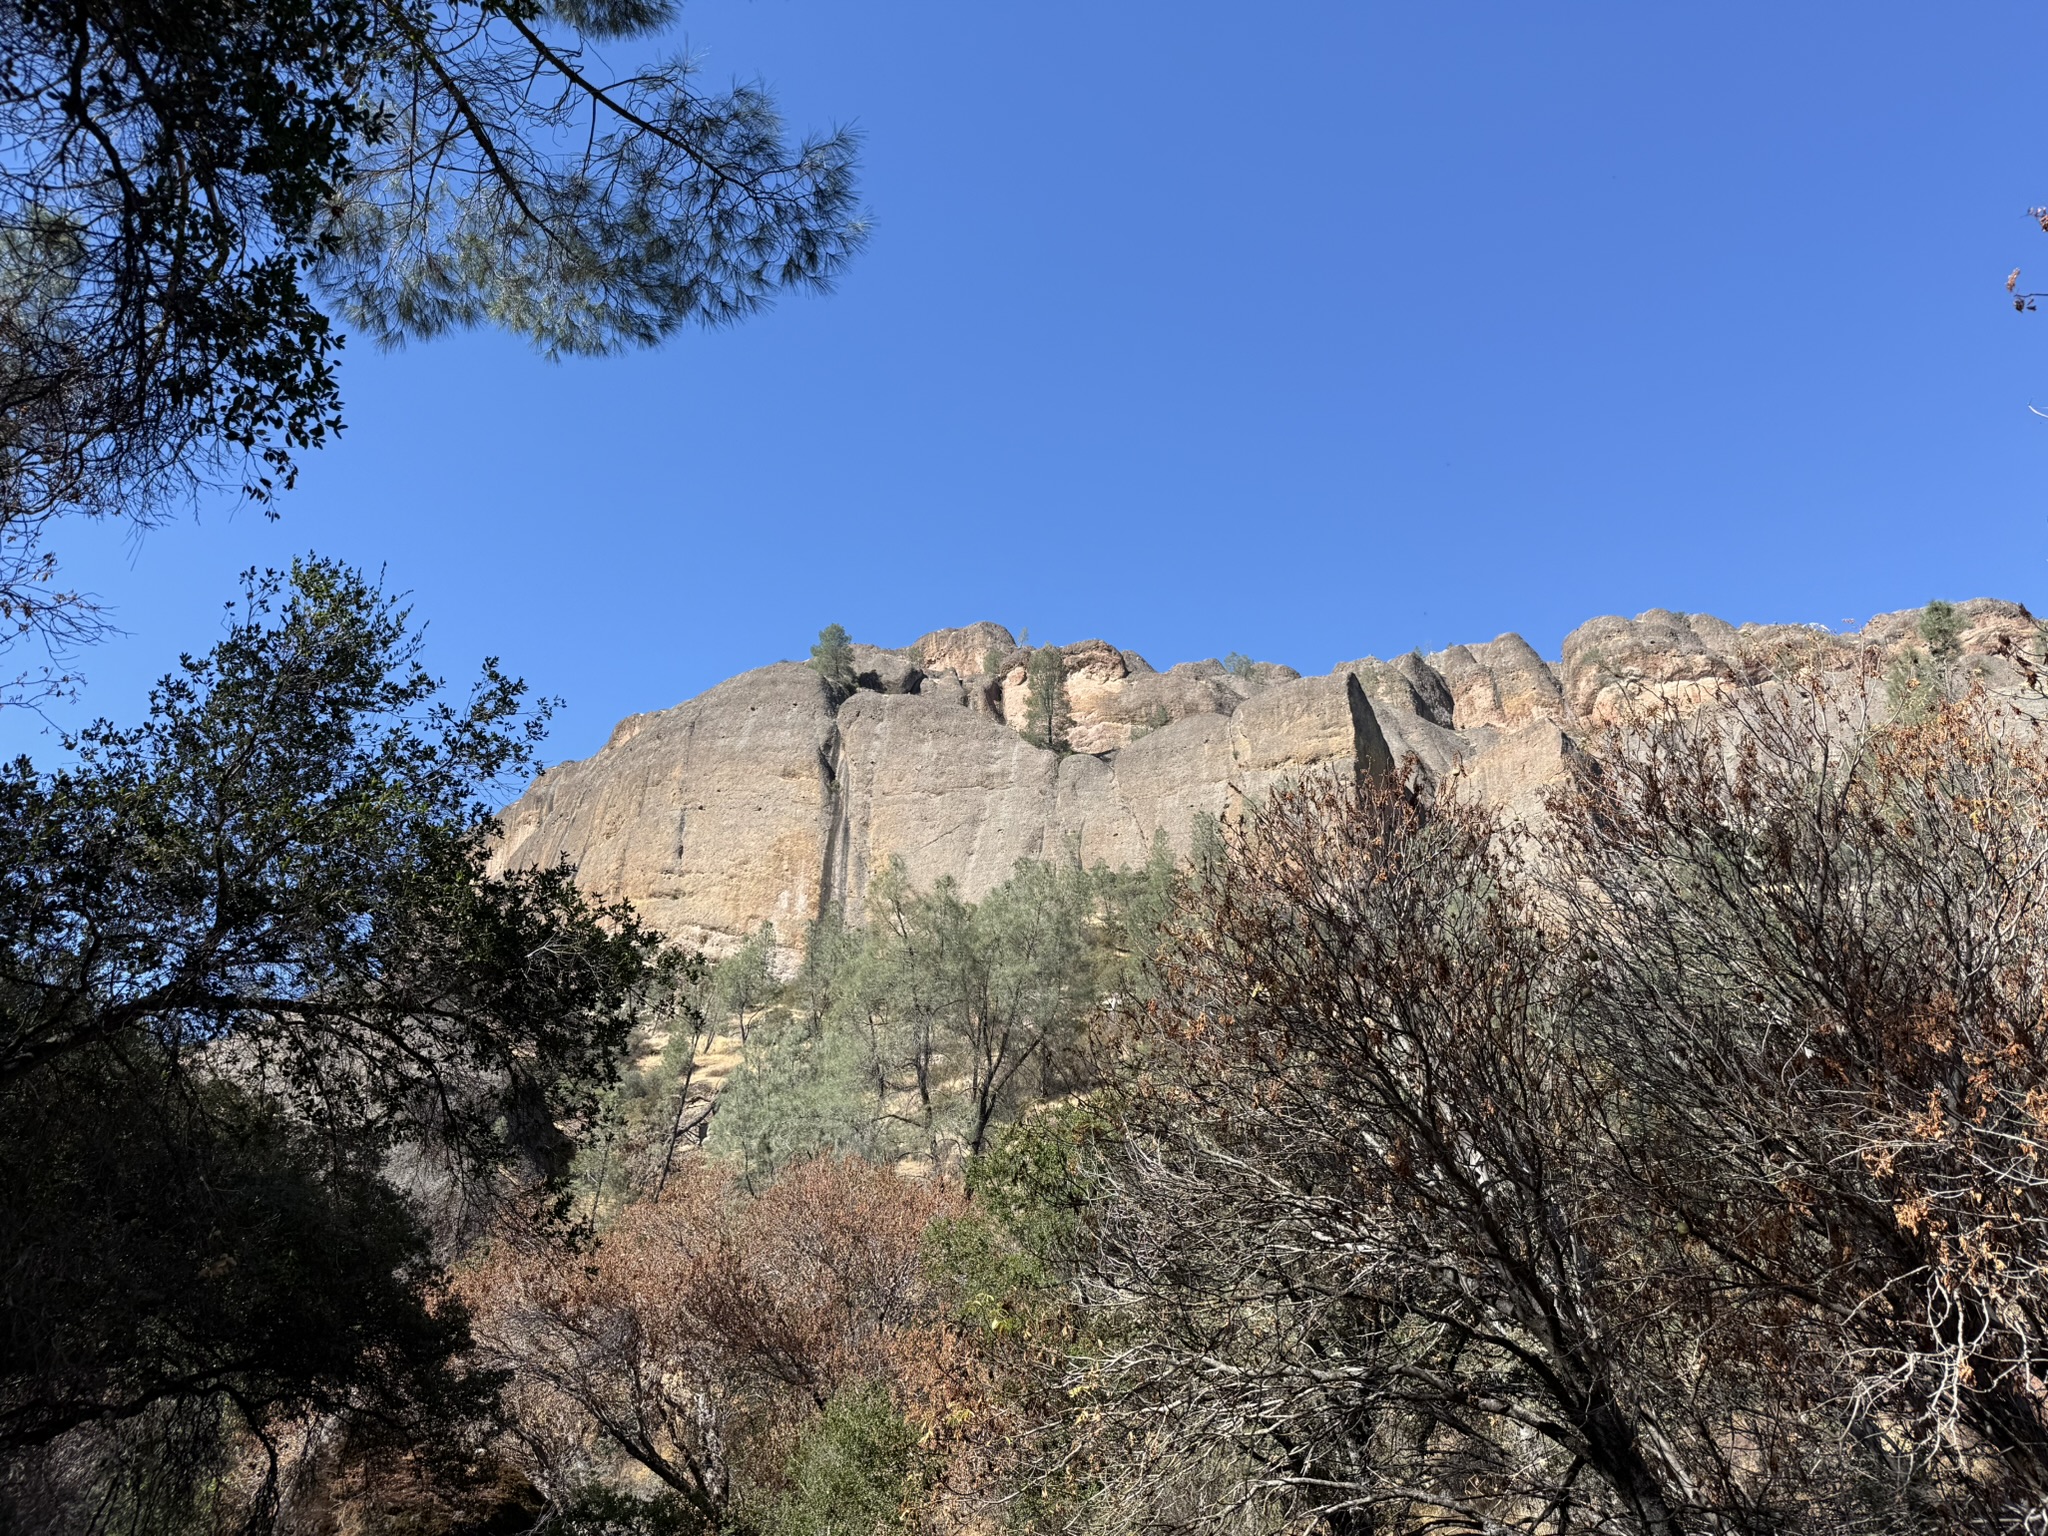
1428,635,1565,729
488,601,2039,952
988,639,1253,755
908,622,1012,686
492,662,840,952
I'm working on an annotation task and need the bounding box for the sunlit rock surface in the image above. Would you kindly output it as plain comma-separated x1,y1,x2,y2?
489,601,2036,952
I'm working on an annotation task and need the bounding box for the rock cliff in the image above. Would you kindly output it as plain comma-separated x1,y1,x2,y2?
489,601,2038,953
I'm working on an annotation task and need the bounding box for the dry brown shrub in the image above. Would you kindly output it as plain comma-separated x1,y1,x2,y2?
1069,666,2048,1535
456,1156,965,1525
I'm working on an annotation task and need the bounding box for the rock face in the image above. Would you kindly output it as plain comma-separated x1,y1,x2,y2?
488,600,2038,952
491,663,839,952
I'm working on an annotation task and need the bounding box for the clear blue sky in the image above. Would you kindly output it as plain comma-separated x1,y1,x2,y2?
15,2,2048,764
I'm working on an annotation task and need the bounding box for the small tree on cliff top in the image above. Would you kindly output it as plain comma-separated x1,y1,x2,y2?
1025,645,1072,754
810,624,856,697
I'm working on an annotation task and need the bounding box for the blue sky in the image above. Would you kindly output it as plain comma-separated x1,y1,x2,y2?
15,2,2048,765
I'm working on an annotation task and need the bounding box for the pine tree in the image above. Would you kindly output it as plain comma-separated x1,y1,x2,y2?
0,0,866,695
1920,599,1964,661
1025,644,1073,754
810,624,857,697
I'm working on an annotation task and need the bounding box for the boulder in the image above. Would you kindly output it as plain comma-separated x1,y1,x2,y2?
1560,611,1745,723
994,639,1253,754
1448,720,1580,826
910,622,1015,682
1229,672,1394,799
848,643,923,695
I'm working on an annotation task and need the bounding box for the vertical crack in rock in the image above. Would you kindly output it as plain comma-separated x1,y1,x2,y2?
816,707,849,922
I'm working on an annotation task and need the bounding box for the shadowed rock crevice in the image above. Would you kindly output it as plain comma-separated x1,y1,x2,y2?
815,729,849,921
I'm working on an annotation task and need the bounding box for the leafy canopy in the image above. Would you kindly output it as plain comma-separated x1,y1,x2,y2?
0,557,683,1519
0,0,867,690
0,557,669,1160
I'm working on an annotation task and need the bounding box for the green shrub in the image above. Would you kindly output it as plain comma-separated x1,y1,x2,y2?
704,1009,877,1186
547,1484,709,1535
750,1382,921,1536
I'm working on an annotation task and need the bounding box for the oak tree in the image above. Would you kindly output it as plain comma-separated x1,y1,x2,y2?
0,557,683,1527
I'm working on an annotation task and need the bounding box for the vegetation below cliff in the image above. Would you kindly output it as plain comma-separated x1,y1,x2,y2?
8,574,2048,1534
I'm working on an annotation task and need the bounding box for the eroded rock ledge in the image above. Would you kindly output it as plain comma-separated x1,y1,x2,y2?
489,602,2036,953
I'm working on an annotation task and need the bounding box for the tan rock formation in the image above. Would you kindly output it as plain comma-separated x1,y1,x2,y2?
1427,635,1566,729
488,602,2038,952
1560,610,1747,723
1444,721,1580,828
909,622,1013,684
492,662,838,953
